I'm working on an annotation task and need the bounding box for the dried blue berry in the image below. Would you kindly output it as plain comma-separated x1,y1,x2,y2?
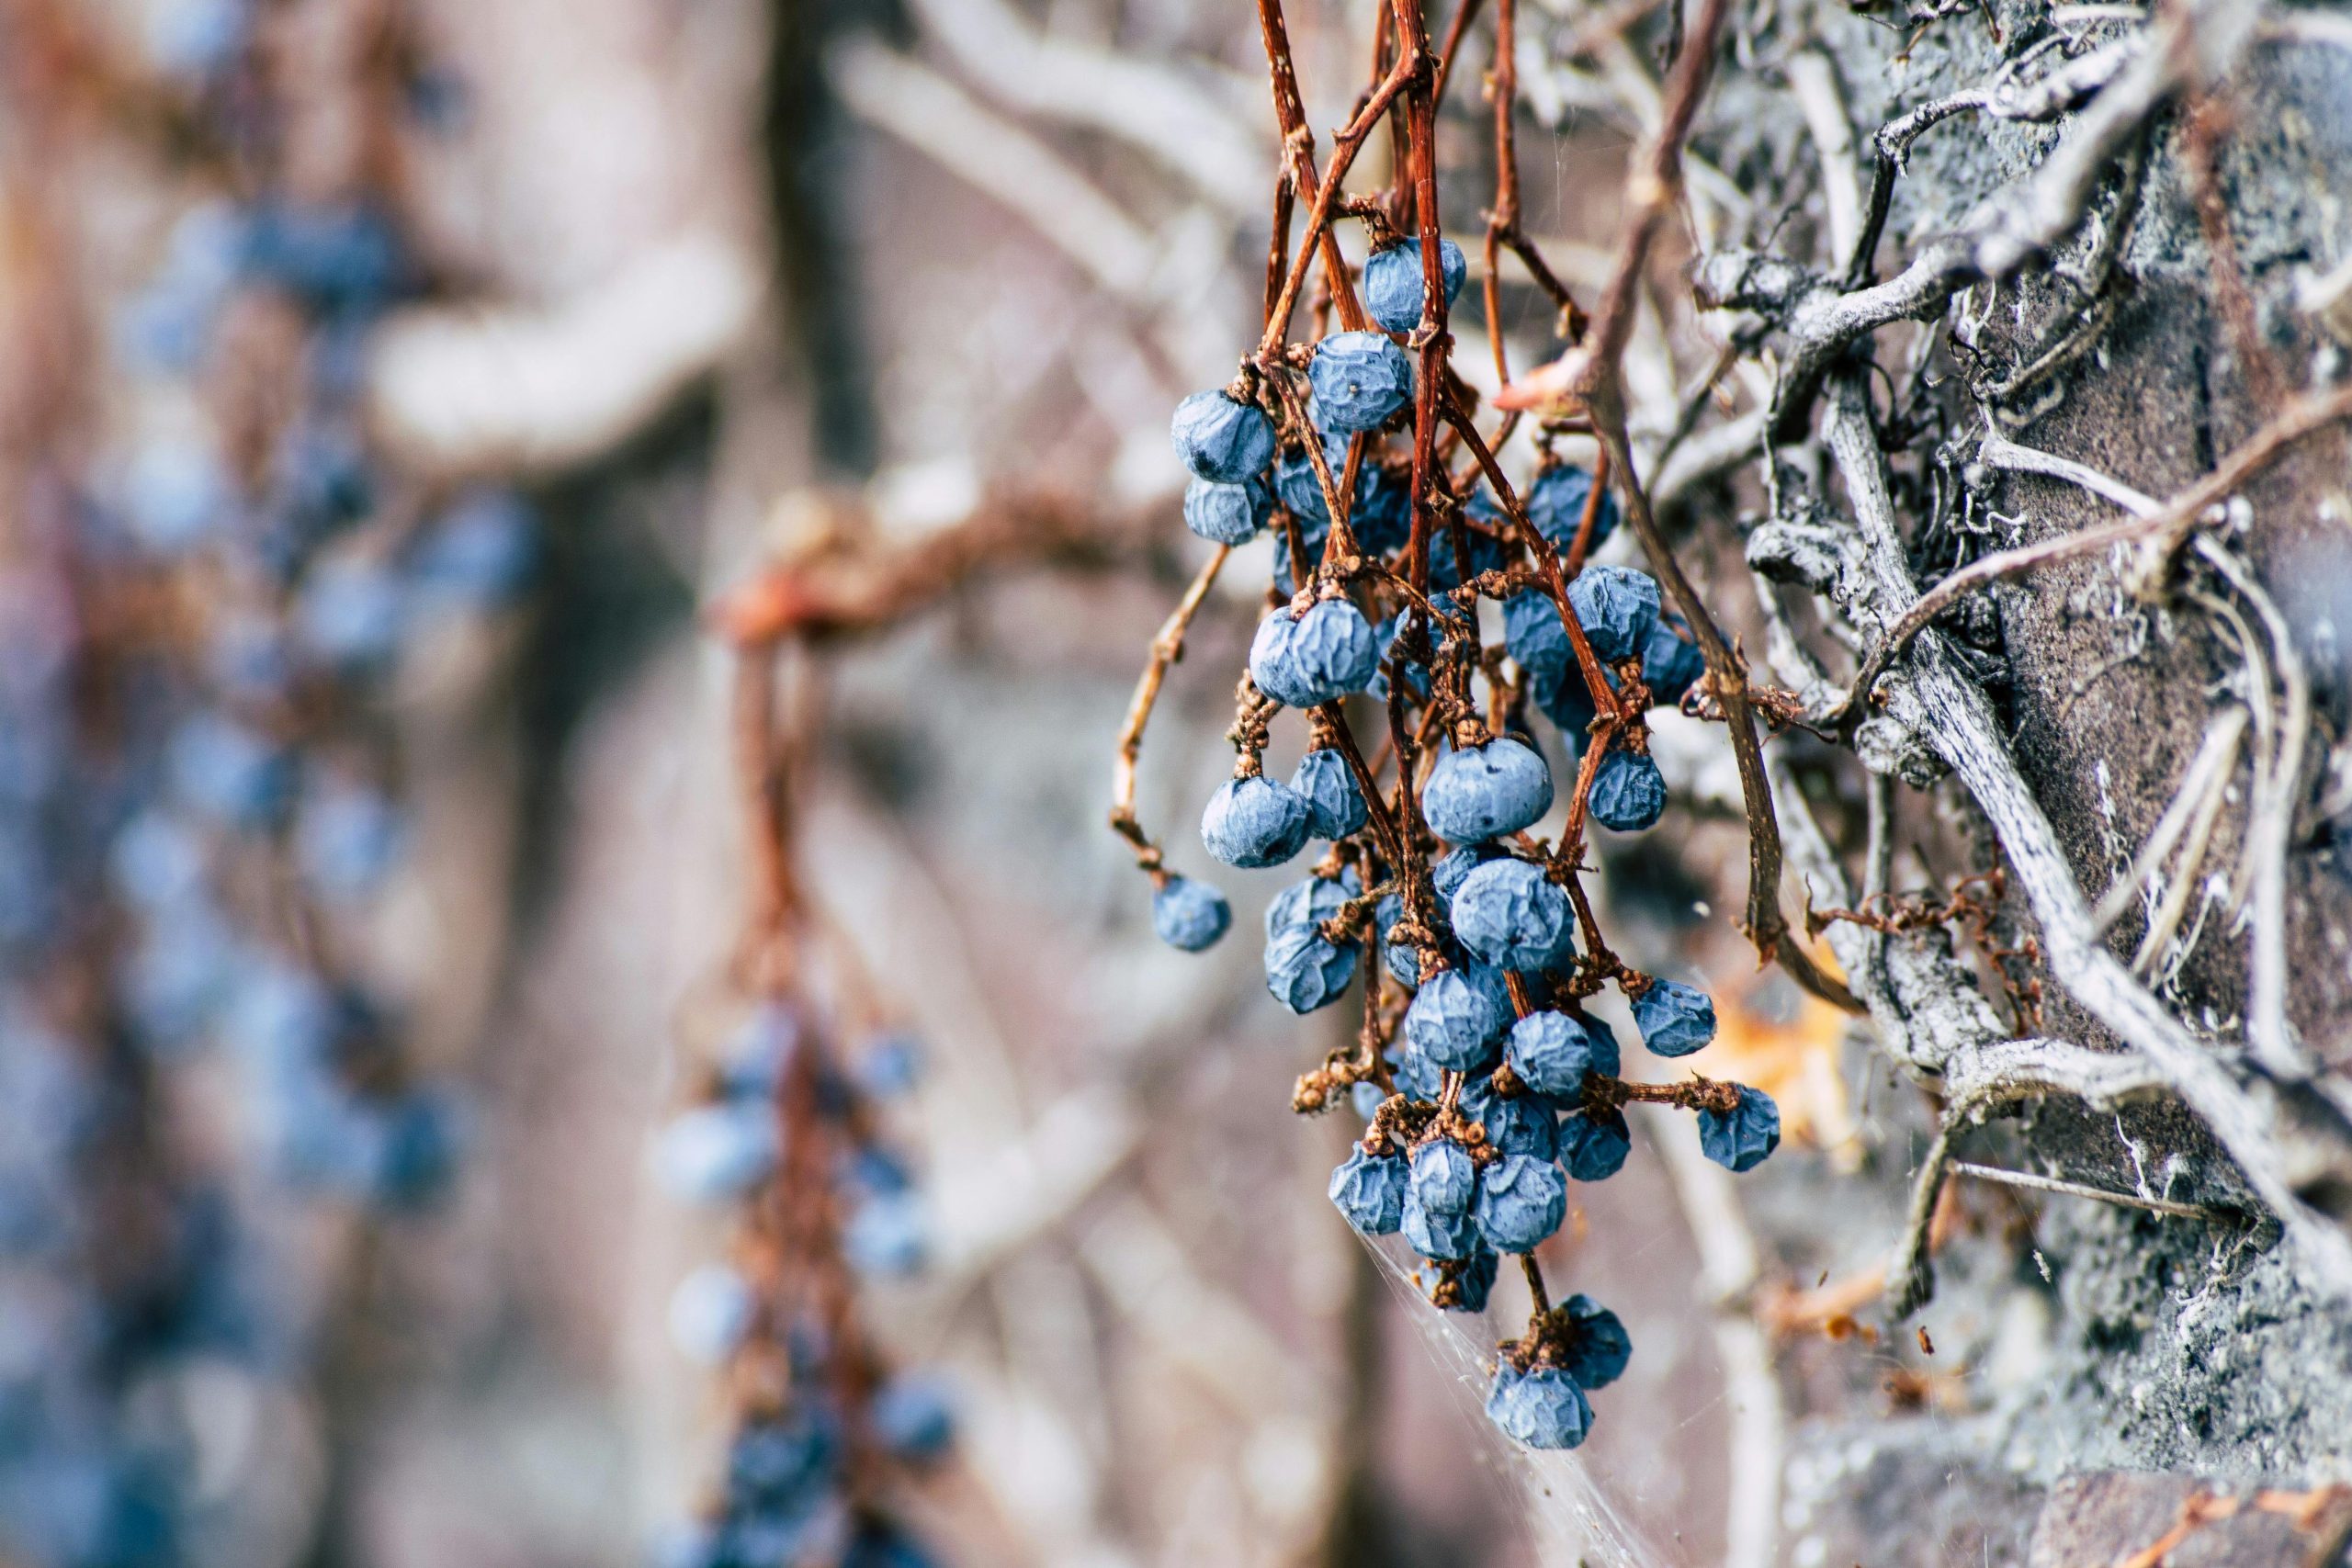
1307,331,1413,434
1329,1145,1408,1235
1566,564,1661,662
1363,237,1468,333
1201,775,1312,868
1485,1364,1591,1450
1182,476,1271,545
1475,1153,1567,1252
1435,1246,1499,1312
1642,615,1705,705
1588,748,1667,832
1450,857,1574,973
844,1191,928,1275
1151,875,1231,952
1558,1105,1632,1180
1350,1080,1387,1122
1171,389,1275,482
1264,920,1359,1013
1524,462,1617,551
1535,660,1601,740
1632,978,1715,1057
1375,893,1420,987
1427,516,1512,593
1581,1013,1623,1078
656,1103,780,1203
1464,1079,1560,1160
1266,866,1359,937
1557,1294,1631,1390
1402,1184,1481,1261
1698,1085,1780,1172
1422,737,1553,844
1506,1010,1603,1101
1403,966,1504,1071
1431,843,1505,901
1408,1137,1478,1215
1389,1040,1444,1100
1504,589,1571,693
1249,600,1380,707
667,1264,755,1364
1291,748,1366,840
1274,440,1412,557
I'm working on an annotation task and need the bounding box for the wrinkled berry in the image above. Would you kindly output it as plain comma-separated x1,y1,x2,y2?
1588,748,1667,832
1151,876,1231,952
1632,978,1715,1057
1566,564,1661,662
1249,599,1380,707
1504,589,1571,693
1264,920,1359,1013
1558,1105,1633,1180
1422,738,1553,844
1557,1294,1631,1390
1643,616,1705,705
1431,843,1505,901
1349,1080,1387,1122
1698,1085,1780,1172
1307,331,1412,434
1434,1246,1499,1313
1375,893,1421,987
1524,463,1617,551
1450,857,1573,973
1506,1010,1604,1101
1290,748,1366,840
1427,517,1512,593
1201,775,1312,868
1408,1137,1478,1216
1475,1153,1567,1252
1363,238,1468,333
1329,1145,1407,1235
1403,1184,1481,1261
1485,1364,1591,1450
1266,866,1359,938
1171,389,1275,482
1403,966,1505,1071
1182,476,1272,545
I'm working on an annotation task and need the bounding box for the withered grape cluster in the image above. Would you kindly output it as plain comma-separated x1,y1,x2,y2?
1144,227,1781,1450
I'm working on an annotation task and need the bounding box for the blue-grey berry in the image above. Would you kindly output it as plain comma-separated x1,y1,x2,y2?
1264,922,1359,1013
1524,463,1617,551
1329,1146,1407,1235
1408,1137,1478,1216
1431,843,1505,901
1632,978,1715,1057
1201,774,1312,868
1428,515,1511,593
1481,1090,1559,1160
1558,1294,1631,1390
1434,1245,1499,1313
1504,589,1571,692
1265,866,1359,939
1171,389,1274,482
1349,1080,1387,1122
1558,1105,1632,1180
1152,876,1231,952
1250,600,1380,707
1698,1086,1780,1172
1581,1013,1623,1078
1182,476,1271,545
1388,1041,1444,1100
1475,1153,1567,1252
1485,1364,1591,1450
1506,1010,1602,1100
1643,616,1705,705
1566,564,1660,662
1403,967,1504,1071
1422,737,1554,844
1375,893,1420,987
1588,748,1667,832
1307,331,1413,434
1535,660,1600,739
1402,1184,1481,1261
1450,857,1574,972
1291,748,1366,840
1363,238,1467,333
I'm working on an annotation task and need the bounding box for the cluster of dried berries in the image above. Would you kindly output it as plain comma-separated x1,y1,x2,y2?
655,656,950,1568
0,2,535,1561
1122,5,1780,1450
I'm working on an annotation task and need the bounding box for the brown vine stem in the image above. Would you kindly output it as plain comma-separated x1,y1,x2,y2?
1253,0,1386,346
1110,546,1234,879
1838,381,2352,717
1478,0,1832,996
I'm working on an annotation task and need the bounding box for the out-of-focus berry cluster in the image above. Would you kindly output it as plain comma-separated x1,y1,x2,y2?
1138,228,1781,1450
0,4,530,1562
